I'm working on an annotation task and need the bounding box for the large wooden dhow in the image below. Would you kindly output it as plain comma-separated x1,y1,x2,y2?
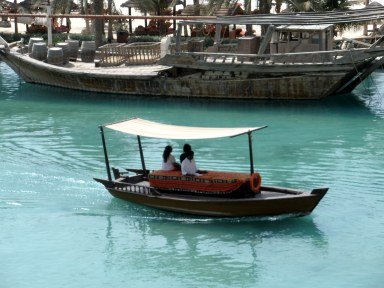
94,118,328,217
1,7,384,100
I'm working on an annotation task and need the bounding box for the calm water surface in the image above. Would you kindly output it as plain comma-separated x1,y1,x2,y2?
1,62,384,288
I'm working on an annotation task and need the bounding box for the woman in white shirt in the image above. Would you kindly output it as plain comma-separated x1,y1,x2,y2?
181,151,207,176
162,145,179,171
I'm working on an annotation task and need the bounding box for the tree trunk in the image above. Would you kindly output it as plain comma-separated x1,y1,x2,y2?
259,0,271,36
183,0,188,36
84,0,90,34
244,0,252,36
193,0,202,37
66,0,72,33
107,0,113,41
193,0,200,15
94,0,104,48
259,0,271,14
14,0,18,34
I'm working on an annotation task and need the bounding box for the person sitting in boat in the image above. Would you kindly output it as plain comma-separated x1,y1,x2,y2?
181,151,200,176
180,143,192,163
181,151,207,176
162,145,180,171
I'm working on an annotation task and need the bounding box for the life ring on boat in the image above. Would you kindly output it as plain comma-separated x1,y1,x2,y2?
250,173,262,194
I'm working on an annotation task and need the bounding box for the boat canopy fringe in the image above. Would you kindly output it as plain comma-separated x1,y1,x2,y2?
104,117,267,139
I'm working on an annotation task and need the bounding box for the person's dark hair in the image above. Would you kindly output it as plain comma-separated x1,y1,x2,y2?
187,150,194,159
183,143,192,153
163,145,173,163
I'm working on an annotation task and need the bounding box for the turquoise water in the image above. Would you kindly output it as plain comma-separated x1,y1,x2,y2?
1,61,384,288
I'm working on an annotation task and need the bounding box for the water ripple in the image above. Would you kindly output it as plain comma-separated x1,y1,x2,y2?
355,72,384,118
0,62,23,97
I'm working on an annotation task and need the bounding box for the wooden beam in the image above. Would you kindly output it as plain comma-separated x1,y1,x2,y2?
137,135,148,178
100,126,112,181
258,25,275,55
342,37,371,47
248,132,254,175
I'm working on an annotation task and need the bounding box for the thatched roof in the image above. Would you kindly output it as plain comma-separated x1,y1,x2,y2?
367,1,383,7
181,5,208,16
213,5,244,16
120,0,137,9
0,0,18,12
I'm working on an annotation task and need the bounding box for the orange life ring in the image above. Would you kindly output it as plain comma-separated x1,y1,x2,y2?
250,173,262,194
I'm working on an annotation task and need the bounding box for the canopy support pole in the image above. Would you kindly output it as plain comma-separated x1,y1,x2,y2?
137,135,148,177
248,131,254,175
100,126,112,181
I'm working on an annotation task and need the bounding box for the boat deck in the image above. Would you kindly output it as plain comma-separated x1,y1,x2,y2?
71,61,171,76
14,50,171,77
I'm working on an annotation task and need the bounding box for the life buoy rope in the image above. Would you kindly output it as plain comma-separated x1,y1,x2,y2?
250,173,262,194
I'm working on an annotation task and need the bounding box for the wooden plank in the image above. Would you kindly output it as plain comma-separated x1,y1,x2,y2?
258,25,275,55
342,37,371,47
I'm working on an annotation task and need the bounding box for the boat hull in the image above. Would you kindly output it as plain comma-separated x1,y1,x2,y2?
0,49,372,100
101,182,328,217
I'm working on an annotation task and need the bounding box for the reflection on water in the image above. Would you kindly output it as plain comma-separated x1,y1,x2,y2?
353,72,384,118
99,199,327,286
0,62,23,97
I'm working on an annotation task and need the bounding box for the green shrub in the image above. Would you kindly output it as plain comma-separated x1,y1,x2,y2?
127,35,161,43
0,33,23,43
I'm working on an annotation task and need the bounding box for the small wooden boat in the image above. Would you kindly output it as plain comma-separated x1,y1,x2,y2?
94,118,328,217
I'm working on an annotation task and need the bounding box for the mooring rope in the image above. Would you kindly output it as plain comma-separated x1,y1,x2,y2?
348,49,370,93
348,49,383,100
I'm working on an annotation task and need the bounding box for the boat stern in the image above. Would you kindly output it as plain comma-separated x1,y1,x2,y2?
310,188,328,198
309,188,329,212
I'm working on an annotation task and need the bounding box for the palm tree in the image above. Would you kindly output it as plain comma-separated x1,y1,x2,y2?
284,0,352,36
193,0,200,15
93,0,104,47
259,0,272,14
79,0,91,33
23,0,74,32
206,0,236,14
285,0,350,12
243,0,252,35
79,0,107,48
205,0,271,34
129,0,179,35
107,0,113,41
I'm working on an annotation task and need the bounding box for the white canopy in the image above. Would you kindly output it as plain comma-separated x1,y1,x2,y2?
104,117,267,139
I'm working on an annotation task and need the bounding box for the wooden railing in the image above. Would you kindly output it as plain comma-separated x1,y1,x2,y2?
123,42,161,65
116,183,154,195
175,47,384,65
169,42,188,54
96,42,161,66
97,43,125,67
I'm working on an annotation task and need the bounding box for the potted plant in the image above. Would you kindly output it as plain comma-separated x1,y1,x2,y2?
115,20,129,43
